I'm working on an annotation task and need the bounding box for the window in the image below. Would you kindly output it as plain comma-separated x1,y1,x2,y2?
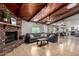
32,27,40,33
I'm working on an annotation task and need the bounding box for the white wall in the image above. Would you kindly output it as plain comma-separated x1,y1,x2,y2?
21,14,79,35
21,20,48,35
51,14,79,31
48,25,53,33
44,25,48,33
63,14,79,29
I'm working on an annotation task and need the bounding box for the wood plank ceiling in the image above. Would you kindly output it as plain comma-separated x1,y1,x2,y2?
19,3,46,21
4,3,22,16
31,3,66,22
4,3,79,25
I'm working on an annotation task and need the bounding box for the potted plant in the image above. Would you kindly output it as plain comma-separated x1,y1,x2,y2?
3,11,11,23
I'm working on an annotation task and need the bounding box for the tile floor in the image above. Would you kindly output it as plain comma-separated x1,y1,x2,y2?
6,36,79,56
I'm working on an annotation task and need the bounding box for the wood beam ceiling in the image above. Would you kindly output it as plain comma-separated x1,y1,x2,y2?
40,3,69,24
4,3,22,16
19,3,46,21
31,3,66,22
3,3,79,25
48,4,79,25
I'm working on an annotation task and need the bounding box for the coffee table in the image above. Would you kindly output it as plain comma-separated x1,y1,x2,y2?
37,38,48,47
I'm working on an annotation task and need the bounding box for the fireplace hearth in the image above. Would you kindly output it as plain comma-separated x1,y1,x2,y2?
5,31,18,44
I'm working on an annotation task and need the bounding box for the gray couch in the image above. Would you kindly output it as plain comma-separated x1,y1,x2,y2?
75,31,79,37
24,33,58,43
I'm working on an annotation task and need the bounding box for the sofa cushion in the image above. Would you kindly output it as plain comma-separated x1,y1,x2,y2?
41,34,47,37
44,34,47,37
49,35,53,37
30,34,34,38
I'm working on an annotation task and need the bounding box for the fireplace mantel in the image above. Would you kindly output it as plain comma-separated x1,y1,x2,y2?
0,22,21,28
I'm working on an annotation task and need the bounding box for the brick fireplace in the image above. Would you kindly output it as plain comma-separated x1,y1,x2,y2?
0,4,23,55
5,31,18,44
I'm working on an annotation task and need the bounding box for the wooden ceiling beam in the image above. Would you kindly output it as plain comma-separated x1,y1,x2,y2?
39,4,69,24
38,4,67,22
48,4,79,25
31,3,66,22
17,4,22,16
28,4,47,21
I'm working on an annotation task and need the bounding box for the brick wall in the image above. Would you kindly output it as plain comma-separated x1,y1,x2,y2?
0,4,23,56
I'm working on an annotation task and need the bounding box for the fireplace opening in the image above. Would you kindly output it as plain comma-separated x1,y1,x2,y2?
5,31,18,44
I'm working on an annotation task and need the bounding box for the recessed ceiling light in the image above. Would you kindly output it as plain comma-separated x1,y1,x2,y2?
33,19,38,21
46,22,50,24
66,3,77,9
47,17,49,19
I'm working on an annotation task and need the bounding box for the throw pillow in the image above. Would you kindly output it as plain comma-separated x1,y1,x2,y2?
30,35,34,38
49,35,53,37
44,34,47,37
41,34,44,37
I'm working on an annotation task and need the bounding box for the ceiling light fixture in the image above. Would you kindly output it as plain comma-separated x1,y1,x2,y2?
66,3,77,9
33,19,38,21
46,22,50,24
47,19,51,22
47,16,52,22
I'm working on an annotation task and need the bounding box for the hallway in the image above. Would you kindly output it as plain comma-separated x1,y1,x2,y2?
6,36,79,56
